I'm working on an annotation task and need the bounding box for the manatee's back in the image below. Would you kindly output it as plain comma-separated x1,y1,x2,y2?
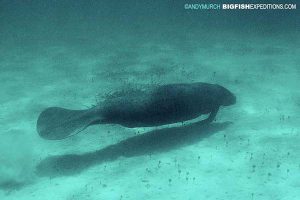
149,83,216,119
100,83,216,127
100,87,156,126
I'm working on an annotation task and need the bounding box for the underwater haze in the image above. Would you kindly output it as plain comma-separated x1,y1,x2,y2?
0,0,299,199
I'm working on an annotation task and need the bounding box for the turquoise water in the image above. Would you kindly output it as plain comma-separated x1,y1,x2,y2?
0,0,299,199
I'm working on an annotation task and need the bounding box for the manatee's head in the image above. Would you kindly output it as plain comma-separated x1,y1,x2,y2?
215,84,236,106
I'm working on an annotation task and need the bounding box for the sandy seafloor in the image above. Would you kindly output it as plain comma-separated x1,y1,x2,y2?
0,1,300,200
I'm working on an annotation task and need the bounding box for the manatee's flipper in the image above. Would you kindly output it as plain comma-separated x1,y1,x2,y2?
37,107,101,140
200,107,219,124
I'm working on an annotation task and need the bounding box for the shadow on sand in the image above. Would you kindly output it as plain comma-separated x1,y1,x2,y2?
36,121,231,177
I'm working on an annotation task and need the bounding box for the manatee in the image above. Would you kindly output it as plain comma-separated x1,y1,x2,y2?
37,82,236,140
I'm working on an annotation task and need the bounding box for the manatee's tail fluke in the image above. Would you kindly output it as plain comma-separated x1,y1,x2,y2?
37,107,101,140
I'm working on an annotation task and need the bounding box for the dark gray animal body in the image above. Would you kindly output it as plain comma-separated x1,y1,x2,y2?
37,82,236,140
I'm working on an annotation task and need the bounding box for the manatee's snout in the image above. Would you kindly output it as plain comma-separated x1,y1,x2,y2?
215,85,236,106
223,92,236,106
